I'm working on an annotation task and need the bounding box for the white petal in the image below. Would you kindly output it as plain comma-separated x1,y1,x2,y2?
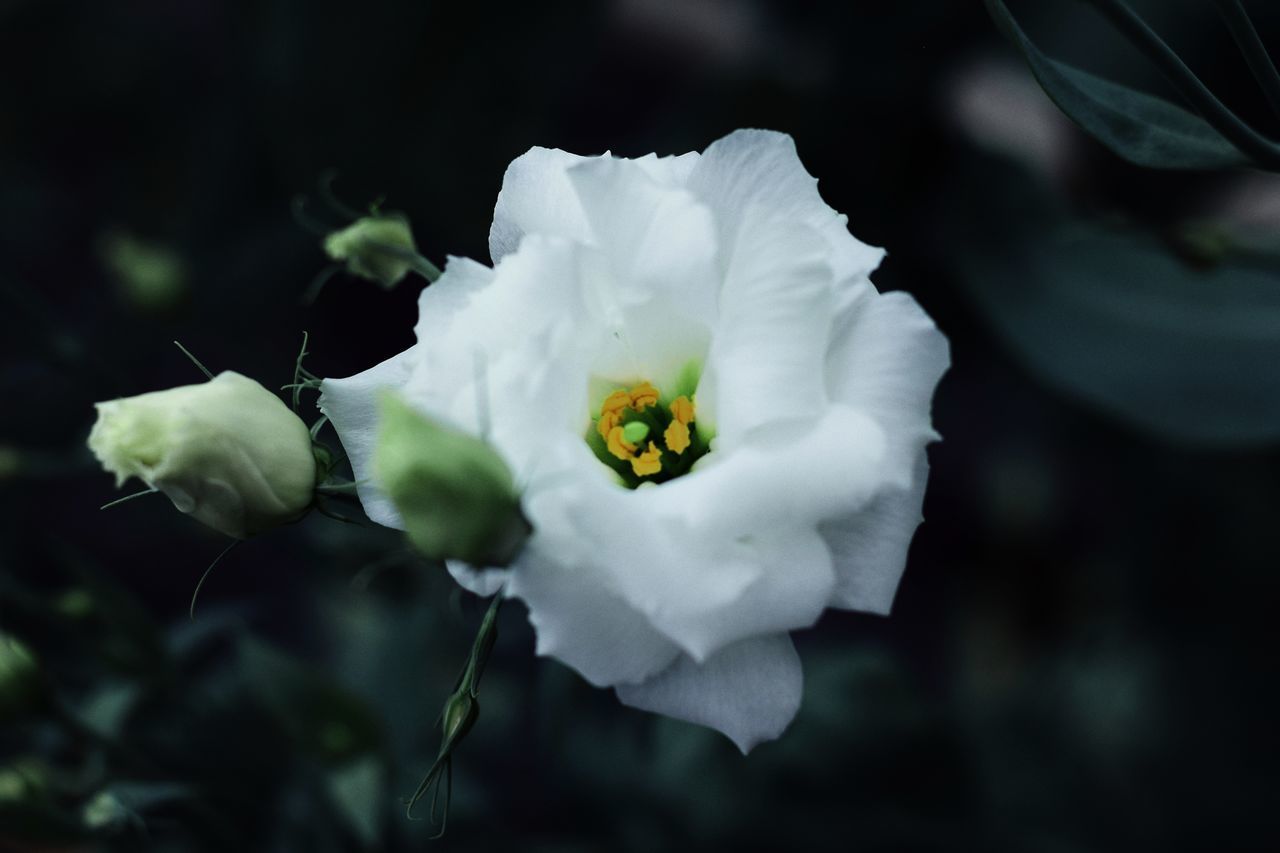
406,239,595,482
566,156,719,323
702,212,834,443
489,147,597,264
524,463,761,665
820,450,930,614
445,560,511,598
688,129,884,284
826,290,949,483
572,406,887,661
615,633,803,754
653,405,888,536
506,545,682,688
318,347,420,529
489,148,700,265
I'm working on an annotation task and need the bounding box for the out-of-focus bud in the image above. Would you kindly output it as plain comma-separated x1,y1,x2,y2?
99,230,188,313
89,372,318,539
324,214,418,288
0,634,41,720
374,394,530,566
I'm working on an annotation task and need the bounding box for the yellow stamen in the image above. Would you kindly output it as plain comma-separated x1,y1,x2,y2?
597,410,619,439
606,425,637,461
669,395,695,425
631,442,662,476
664,420,691,455
629,382,659,411
598,390,633,438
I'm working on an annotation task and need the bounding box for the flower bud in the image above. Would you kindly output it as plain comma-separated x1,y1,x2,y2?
89,371,318,539
374,394,530,566
0,634,40,720
323,214,418,288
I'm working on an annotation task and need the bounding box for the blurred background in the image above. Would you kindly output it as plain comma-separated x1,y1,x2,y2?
3,0,1280,850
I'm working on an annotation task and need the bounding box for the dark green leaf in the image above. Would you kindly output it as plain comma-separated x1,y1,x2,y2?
238,638,385,767
985,0,1250,169
959,220,1280,444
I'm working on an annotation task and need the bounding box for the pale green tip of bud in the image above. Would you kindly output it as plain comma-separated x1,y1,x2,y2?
323,215,417,288
622,421,649,444
374,394,531,567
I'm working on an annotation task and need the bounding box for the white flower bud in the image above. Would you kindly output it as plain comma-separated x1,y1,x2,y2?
89,371,318,539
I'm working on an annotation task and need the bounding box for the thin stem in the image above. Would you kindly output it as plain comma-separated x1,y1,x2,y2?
100,487,158,510
365,240,442,282
1212,0,1280,120
189,540,240,620
1082,0,1280,169
318,169,363,221
172,340,214,380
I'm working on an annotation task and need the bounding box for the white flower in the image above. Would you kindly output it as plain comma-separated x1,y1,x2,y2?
90,372,318,539
320,129,948,752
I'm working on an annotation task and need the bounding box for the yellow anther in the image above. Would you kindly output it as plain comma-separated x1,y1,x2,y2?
606,425,637,461
664,420,691,455
601,390,631,415
669,395,695,425
631,442,662,476
598,389,633,438
597,410,619,439
629,382,659,411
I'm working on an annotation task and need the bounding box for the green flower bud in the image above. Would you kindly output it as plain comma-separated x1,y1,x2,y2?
374,394,530,566
0,634,40,720
89,372,318,539
441,688,478,748
324,214,418,288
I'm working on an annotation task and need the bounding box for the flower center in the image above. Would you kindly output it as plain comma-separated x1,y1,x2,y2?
587,380,706,487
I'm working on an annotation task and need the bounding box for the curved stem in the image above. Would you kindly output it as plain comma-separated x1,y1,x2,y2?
1211,0,1280,120
1082,0,1280,169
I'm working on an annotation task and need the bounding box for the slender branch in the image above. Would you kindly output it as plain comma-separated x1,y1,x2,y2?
1082,0,1280,169
1212,0,1280,120
172,340,214,380
100,487,158,510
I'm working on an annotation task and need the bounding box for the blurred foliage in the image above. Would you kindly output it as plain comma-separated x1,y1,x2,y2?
3,0,1280,851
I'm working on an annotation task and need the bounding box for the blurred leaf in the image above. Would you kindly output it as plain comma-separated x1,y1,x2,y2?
958,202,1280,444
326,755,385,847
238,638,385,767
985,0,1250,169
75,682,141,738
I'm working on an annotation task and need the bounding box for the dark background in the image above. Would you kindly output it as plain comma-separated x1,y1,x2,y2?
3,1,1279,850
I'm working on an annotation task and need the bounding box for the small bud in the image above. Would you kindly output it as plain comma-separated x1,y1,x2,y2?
374,394,530,566
89,372,318,539
0,634,40,720
324,214,418,288
441,688,478,749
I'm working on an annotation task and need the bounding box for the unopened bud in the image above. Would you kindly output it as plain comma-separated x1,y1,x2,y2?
441,688,478,749
374,394,530,566
324,215,418,288
89,371,318,539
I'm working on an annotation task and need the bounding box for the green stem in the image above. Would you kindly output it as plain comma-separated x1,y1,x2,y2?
1212,0,1280,120
1082,0,1280,169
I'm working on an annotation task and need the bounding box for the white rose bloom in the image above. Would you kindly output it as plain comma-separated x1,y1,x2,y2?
320,129,948,752
90,371,318,539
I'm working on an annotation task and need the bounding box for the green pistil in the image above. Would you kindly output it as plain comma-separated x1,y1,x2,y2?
622,421,650,444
